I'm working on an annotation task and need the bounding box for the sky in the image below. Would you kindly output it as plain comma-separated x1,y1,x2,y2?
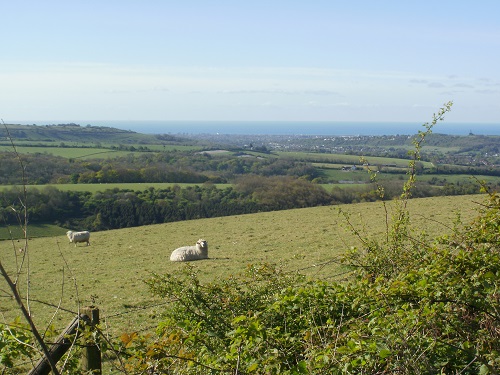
1,0,500,125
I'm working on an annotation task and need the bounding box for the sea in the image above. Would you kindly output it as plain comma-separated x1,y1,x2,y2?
15,120,500,136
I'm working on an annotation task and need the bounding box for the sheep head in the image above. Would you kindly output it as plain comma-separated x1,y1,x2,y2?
196,239,208,250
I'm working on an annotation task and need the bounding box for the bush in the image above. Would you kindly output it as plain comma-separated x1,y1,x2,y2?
120,184,499,374
118,103,495,373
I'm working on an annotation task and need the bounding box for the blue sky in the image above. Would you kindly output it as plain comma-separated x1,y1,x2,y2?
1,1,499,124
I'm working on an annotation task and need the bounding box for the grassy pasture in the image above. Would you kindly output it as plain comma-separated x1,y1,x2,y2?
133,144,204,152
417,174,500,184
0,144,203,159
0,223,65,241
0,183,233,194
0,181,365,198
320,168,372,183
277,151,434,168
314,162,500,186
0,145,130,159
0,141,84,147
0,194,484,340
321,183,370,191
378,144,462,153
317,168,403,183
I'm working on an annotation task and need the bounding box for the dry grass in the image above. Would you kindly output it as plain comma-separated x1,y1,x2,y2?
0,194,484,339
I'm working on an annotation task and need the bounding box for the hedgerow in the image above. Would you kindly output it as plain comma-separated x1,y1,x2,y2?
118,102,499,374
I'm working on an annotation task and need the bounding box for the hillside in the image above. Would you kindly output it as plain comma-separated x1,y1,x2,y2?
0,194,484,336
0,123,184,144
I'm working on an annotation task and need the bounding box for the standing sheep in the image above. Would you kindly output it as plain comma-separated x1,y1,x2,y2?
66,230,91,247
170,239,208,262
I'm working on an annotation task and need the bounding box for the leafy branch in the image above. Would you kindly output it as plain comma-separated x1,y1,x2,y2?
1,120,61,375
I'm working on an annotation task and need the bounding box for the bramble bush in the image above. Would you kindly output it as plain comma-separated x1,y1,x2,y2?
120,191,499,373
0,319,36,371
119,102,498,374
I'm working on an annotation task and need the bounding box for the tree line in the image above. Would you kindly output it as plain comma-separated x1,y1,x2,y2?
2,148,499,189
0,150,321,185
0,177,332,231
0,176,490,232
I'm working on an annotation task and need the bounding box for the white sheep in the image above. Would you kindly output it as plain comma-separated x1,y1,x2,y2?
66,230,91,247
170,239,208,262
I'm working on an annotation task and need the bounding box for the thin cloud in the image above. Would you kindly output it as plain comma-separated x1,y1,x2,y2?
218,89,291,95
476,89,499,94
304,90,343,96
137,87,170,93
409,79,428,84
218,89,342,96
440,90,460,96
428,82,446,88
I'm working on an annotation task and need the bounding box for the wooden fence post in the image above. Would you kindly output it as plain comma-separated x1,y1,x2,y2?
81,306,102,374
28,314,88,375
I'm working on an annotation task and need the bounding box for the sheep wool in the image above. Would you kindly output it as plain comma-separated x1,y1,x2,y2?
170,239,208,261
66,230,91,246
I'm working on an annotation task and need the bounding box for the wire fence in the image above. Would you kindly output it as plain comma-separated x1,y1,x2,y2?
2,253,351,332
1,252,354,373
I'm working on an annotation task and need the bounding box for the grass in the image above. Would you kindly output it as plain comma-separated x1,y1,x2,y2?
0,145,134,159
0,194,484,341
317,166,500,186
320,168,373,182
0,144,204,159
0,223,65,240
321,183,370,191
417,174,500,184
0,181,366,195
277,151,435,168
0,183,233,193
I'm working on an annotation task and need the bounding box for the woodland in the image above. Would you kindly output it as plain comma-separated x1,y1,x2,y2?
1,123,499,232
0,155,492,232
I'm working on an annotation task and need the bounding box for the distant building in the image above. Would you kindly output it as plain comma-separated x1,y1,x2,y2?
342,165,357,171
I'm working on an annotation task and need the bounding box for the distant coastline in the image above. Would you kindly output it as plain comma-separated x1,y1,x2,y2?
11,120,500,136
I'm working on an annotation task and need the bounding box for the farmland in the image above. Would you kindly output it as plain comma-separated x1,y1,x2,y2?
0,194,483,338
0,182,232,196
1,123,499,373
1,122,499,236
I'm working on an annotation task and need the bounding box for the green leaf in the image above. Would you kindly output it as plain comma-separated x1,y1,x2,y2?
247,363,259,372
296,360,308,374
233,315,247,323
336,345,350,354
479,364,490,375
484,271,495,280
378,348,391,359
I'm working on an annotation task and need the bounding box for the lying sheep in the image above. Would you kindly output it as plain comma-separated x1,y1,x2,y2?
170,239,208,262
66,230,91,247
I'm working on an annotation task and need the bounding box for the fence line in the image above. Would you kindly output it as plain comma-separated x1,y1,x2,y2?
4,256,348,330
1,256,356,374
28,313,89,375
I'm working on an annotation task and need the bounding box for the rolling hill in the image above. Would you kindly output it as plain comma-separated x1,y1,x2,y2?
0,194,484,337
0,123,182,144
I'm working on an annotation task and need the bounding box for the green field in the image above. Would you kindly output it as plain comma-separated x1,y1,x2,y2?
277,151,435,168
0,182,233,195
0,144,203,158
0,145,129,158
0,181,364,197
417,173,500,184
0,223,65,240
0,194,485,341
